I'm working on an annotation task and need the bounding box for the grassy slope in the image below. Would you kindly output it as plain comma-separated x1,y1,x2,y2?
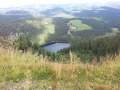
0,48,120,90
69,20,92,31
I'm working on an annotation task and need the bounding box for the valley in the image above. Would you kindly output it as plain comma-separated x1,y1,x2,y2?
0,4,120,90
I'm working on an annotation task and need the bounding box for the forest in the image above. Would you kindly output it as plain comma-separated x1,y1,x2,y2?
0,5,120,90
11,32,120,63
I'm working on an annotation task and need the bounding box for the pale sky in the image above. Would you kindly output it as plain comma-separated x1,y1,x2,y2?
0,0,120,8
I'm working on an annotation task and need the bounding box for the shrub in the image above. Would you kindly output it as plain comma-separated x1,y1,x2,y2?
14,36,32,51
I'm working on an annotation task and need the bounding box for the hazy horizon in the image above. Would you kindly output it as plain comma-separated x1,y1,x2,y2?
0,0,120,8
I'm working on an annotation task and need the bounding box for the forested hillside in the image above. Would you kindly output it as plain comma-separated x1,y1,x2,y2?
0,17,120,45
0,3,120,90
0,7,120,45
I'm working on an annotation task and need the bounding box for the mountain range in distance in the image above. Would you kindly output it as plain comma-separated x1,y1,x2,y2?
0,4,120,18
0,4,120,44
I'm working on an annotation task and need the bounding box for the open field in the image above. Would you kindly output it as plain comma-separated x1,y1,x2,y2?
0,48,120,90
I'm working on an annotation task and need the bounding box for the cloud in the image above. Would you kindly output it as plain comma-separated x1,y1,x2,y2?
0,0,120,8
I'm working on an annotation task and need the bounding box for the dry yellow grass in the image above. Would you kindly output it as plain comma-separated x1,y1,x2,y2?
0,48,120,90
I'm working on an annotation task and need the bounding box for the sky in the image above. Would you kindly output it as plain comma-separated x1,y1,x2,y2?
0,0,120,8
